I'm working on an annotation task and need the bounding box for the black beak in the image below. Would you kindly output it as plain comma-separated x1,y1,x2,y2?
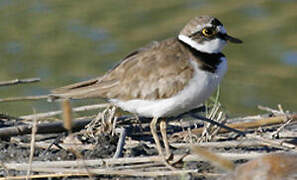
224,34,243,44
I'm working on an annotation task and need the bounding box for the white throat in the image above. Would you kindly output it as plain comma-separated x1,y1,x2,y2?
178,34,227,53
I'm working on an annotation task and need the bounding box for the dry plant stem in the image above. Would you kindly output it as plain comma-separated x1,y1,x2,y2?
0,95,49,103
200,110,224,142
199,122,211,142
20,103,110,120
170,139,279,149
208,103,221,119
26,114,37,180
112,162,164,170
257,105,282,114
15,140,94,151
112,116,118,136
199,103,221,142
107,106,116,133
100,108,108,131
271,110,290,137
210,112,225,138
0,77,40,87
278,104,285,113
272,118,292,137
187,127,194,143
85,112,101,138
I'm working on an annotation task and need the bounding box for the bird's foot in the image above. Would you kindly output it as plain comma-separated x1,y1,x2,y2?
162,151,190,170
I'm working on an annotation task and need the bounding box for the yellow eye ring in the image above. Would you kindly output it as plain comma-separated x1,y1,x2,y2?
202,28,216,37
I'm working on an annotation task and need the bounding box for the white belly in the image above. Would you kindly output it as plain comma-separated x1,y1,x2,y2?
110,58,227,118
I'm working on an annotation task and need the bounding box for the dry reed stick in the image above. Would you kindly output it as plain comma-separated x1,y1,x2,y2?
3,152,271,170
0,170,222,179
0,95,49,103
0,77,40,87
172,114,297,137
62,100,73,133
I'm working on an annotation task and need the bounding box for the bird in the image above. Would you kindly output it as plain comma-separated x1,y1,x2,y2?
49,15,242,163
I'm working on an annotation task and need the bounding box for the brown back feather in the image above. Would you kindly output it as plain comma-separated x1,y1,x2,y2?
50,38,194,101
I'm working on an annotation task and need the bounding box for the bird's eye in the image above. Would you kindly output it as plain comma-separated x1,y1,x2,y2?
202,28,216,37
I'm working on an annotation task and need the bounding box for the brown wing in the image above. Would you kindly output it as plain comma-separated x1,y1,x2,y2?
50,38,194,101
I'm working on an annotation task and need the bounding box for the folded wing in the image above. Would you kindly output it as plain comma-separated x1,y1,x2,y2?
50,38,194,101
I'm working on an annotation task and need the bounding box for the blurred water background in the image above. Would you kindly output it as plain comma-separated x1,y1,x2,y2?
0,0,296,117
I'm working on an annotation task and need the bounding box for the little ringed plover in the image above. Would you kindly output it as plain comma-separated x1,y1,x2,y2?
50,15,242,161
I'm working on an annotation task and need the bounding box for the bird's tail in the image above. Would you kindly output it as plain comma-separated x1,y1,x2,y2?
48,78,101,102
